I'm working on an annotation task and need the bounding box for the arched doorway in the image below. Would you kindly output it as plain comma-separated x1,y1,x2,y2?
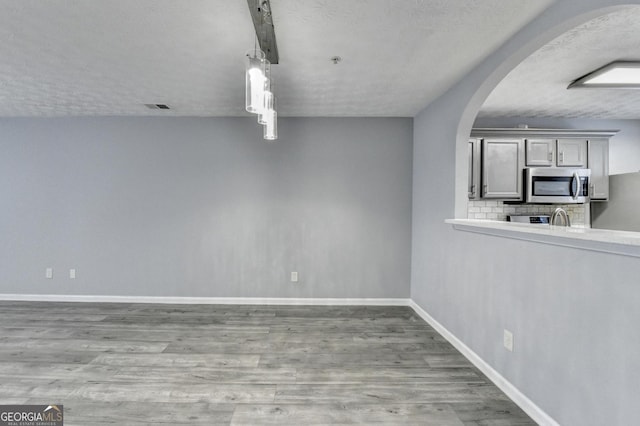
454,4,633,218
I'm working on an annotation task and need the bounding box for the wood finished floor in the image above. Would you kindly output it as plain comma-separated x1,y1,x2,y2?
0,302,535,425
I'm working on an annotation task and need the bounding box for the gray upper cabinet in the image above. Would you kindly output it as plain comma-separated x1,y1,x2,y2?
588,138,609,201
481,138,524,199
468,138,481,199
525,138,554,166
470,128,616,201
556,138,587,167
527,137,589,167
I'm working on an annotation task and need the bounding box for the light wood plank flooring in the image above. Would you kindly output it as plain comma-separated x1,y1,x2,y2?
0,302,534,425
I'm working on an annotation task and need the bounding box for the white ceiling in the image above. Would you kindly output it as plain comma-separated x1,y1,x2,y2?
0,0,553,117
479,6,640,120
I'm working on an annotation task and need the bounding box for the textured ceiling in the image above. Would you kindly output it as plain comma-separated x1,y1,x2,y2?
479,7,640,120
0,0,553,117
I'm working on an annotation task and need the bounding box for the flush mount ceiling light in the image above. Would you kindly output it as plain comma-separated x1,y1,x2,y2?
568,61,640,89
245,0,278,140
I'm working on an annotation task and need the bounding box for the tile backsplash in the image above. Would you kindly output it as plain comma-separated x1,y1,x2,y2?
468,200,589,227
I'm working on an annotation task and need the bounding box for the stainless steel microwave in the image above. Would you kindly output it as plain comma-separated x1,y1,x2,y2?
525,168,591,204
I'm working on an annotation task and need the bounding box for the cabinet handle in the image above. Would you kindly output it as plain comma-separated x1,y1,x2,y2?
590,184,595,197
483,184,487,195
470,185,476,196
560,151,564,163
548,151,553,162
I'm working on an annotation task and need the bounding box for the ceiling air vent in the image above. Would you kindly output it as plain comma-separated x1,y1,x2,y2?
145,104,171,110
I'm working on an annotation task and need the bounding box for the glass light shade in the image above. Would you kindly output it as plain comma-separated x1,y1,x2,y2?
258,90,274,125
264,109,278,140
258,59,271,115
245,50,267,113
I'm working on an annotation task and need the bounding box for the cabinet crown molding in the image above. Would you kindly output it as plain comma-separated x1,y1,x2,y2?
471,128,619,138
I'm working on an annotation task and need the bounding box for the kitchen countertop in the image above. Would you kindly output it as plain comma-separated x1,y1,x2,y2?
446,219,640,258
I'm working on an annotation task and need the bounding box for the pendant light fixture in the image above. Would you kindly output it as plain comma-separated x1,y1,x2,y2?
257,89,273,125
257,60,272,124
245,48,267,114
245,49,277,140
245,0,279,140
263,102,277,140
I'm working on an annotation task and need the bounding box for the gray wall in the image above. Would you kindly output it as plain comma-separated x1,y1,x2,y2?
474,116,640,175
591,172,640,231
0,117,413,298
412,1,640,425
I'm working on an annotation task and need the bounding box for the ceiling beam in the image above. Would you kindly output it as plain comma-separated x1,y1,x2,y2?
246,0,279,64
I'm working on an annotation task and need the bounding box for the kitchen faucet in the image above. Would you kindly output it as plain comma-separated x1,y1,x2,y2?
550,207,571,227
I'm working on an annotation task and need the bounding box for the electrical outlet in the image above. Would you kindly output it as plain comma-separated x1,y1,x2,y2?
291,271,298,282
504,329,514,352
69,269,76,279
45,268,53,279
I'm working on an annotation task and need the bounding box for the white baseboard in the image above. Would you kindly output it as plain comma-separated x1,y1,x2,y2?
0,293,410,306
408,300,560,426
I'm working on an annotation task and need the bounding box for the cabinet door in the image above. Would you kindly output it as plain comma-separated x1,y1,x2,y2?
482,138,524,199
468,139,481,199
525,138,554,166
557,139,587,167
588,138,609,200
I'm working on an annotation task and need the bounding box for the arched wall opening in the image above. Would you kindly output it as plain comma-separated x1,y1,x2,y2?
411,4,640,423
453,4,634,219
